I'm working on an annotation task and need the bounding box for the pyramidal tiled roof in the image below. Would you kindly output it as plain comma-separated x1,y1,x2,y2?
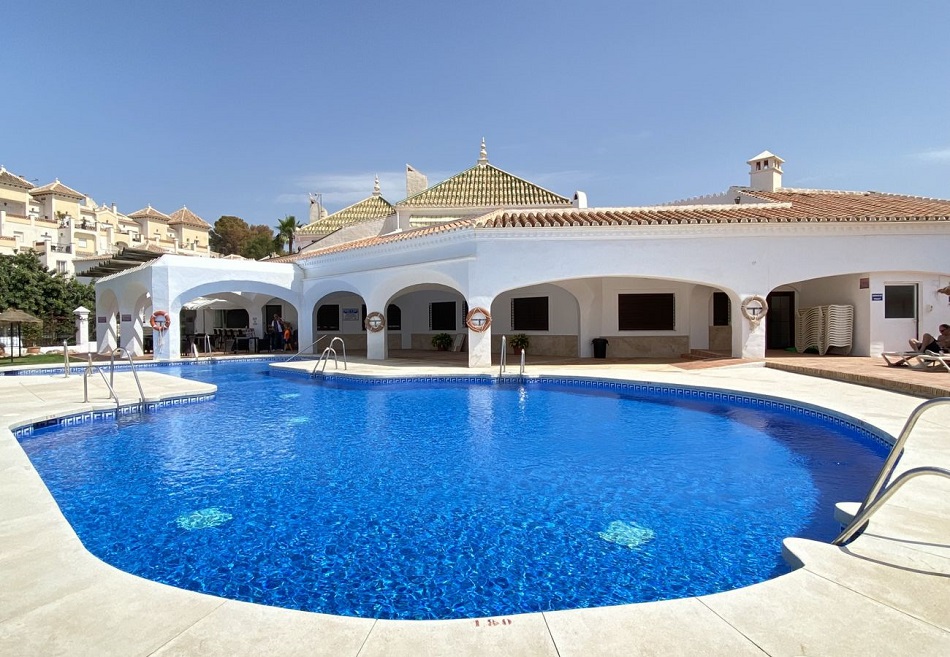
0,166,34,190
398,141,570,209
168,206,211,229
30,178,84,200
398,162,571,208
299,188,395,236
128,205,171,222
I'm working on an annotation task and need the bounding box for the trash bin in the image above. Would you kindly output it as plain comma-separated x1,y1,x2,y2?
592,337,609,359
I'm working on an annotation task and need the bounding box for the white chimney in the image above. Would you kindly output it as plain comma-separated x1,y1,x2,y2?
747,151,784,191
572,191,588,208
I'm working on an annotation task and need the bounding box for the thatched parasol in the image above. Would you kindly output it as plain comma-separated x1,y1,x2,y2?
0,308,43,361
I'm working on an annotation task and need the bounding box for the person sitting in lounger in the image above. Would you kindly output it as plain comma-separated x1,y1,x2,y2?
909,323,950,354
884,323,950,367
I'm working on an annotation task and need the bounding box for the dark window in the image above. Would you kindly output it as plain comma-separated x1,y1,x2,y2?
225,309,249,328
430,301,456,331
387,304,402,330
618,293,675,330
713,292,730,326
361,304,367,326
884,285,916,319
511,296,549,331
317,304,340,330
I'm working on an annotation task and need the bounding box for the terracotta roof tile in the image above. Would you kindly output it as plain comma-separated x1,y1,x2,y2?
298,194,395,236
273,188,950,263
168,206,211,229
398,162,570,208
30,178,84,200
128,205,172,222
0,166,34,191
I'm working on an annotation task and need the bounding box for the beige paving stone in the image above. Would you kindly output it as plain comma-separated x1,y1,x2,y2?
0,574,224,657
700,569,950,656
358,614,559,657
544,597,766,656
783,538,950,631
151,600,374,657
0,537,103,622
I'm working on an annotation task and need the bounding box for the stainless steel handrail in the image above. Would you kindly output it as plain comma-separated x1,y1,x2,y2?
499,336,507,376
833,467,950,545
287,335,327,362
312,338,347,374
329,337,347,370
111,348,146,403
84,356,119,407
63,340,70,378
858,397,950,515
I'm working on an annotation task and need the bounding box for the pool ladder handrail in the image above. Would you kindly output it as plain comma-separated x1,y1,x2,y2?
498,336,526,377
287,335,328,362
312,337,347,374
109,348,146,404
83,357,119,407
833,396,950,545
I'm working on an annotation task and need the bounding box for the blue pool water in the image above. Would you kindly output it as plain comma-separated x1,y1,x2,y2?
19,362,887,620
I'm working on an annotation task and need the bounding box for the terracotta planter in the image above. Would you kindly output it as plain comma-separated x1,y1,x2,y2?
26,346,41,355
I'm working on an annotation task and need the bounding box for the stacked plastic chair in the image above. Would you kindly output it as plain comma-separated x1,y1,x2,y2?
822,304,854,355
795,306,825,354
795,304,853,355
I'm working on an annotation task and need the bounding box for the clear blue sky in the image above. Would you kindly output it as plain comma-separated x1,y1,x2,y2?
3,1,949,226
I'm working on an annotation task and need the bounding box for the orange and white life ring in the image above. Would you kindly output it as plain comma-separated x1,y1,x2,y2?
149,310,171,332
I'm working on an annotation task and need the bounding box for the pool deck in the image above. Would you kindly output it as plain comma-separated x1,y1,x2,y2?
1,356,949,656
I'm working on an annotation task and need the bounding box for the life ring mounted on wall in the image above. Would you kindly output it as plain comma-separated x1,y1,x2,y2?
149,310,171,332
740,295,769,328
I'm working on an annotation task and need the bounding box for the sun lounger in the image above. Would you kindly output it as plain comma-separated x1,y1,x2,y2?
881,350,950,371
882,351,923,367
920,350,950,373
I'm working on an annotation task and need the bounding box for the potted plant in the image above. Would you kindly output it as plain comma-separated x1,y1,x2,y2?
431,332,453,351
22,323,42,355
509,333,530,353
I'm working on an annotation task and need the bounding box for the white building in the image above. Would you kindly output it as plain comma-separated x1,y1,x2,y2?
95,146,950,365
0,166,213,276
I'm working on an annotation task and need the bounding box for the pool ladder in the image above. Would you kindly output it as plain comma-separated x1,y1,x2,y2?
498,336,526,377
312,337,347,374
83,348,146,408
287,335,328,362
833,397,950,545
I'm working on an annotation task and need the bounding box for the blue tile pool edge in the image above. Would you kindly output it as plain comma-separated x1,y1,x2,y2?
272,367,895,450
10,392,218,438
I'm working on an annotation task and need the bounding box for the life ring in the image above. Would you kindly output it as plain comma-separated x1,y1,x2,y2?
149,310,171,332
740,295,769,324
465,307,492,332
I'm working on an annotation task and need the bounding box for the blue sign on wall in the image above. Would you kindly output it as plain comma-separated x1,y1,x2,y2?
871,293,883,301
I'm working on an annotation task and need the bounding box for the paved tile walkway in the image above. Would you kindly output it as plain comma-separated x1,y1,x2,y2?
1,358,948,656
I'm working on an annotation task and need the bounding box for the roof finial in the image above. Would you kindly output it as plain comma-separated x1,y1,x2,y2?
373,174,381,196
477,137,488,166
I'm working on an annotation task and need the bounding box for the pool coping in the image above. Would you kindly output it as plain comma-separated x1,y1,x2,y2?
2,362,949,655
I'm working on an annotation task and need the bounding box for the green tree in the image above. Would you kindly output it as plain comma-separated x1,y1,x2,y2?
209,216,279,260
209,215,250,256
0,252,96,344
275,215,302,254
243,225,280,260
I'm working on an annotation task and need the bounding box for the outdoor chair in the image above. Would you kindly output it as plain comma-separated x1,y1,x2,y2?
881,350,950,371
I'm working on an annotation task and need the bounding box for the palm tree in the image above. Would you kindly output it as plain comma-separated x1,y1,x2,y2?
276,215,303,254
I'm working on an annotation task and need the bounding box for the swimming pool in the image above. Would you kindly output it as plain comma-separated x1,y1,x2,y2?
18,361,887,620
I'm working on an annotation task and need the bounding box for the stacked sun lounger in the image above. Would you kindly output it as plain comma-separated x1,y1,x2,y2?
796,304,853,355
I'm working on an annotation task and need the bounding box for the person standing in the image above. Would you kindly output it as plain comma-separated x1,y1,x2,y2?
271,314,284,351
